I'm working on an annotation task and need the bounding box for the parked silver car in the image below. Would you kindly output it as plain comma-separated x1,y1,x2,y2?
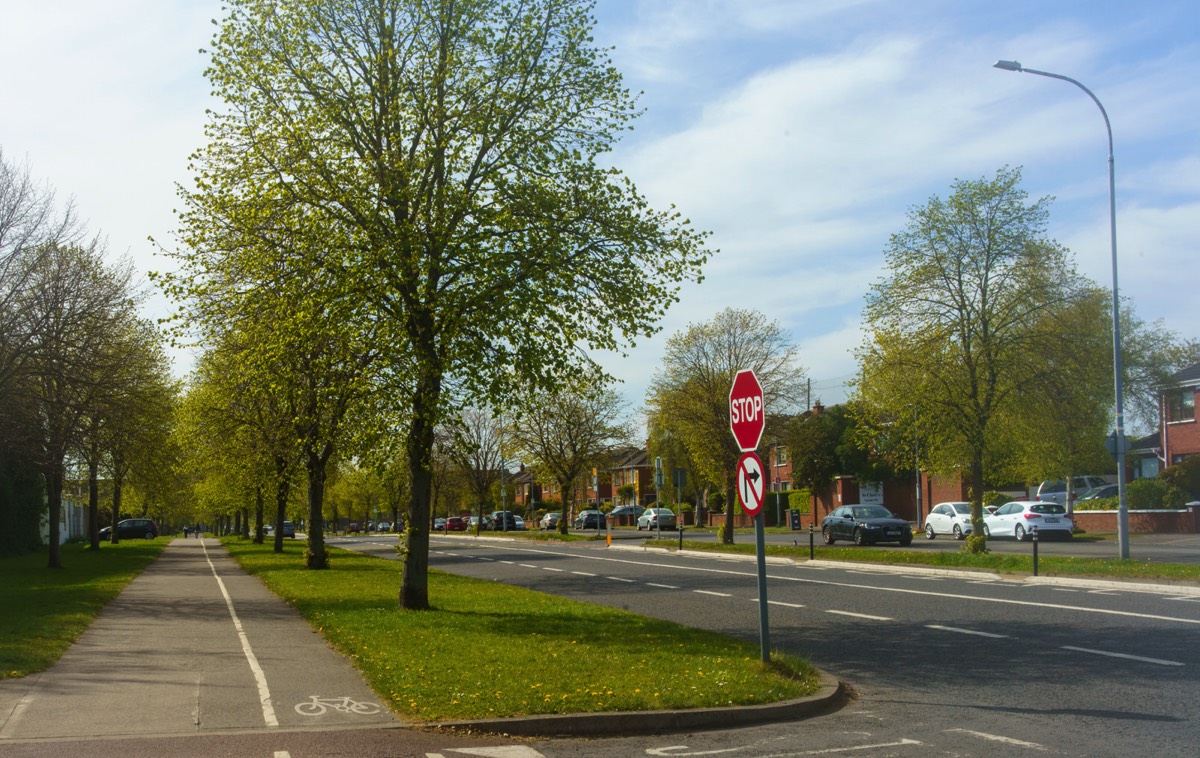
1036,477,1107,506
983,501,1073,540
924,501,973,540
637,508,676,530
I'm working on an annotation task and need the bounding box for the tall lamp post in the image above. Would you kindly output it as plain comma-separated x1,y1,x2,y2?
993,60,1129,559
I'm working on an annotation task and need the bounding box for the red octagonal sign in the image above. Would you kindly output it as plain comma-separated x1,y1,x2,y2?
729,369,765,453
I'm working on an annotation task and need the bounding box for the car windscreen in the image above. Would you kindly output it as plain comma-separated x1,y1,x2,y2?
853,506,893,519
1030,504,1066,515
952,503,971,514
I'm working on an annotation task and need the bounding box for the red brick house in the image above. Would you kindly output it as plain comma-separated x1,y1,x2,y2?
1161,361,1200,466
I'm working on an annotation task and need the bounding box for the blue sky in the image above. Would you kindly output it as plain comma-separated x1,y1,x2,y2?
2,0,1197,419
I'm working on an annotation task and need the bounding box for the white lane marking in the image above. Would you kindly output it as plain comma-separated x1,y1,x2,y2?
571,571,597,577
202,541,278,727
428,541,1200,625
477,557,494,561
607,576,635,583
499,560,514,564
431,746,547,756
518,564,538,569
542,567,563,572
647,738,923,755
926,625,1008,639
694,590,732,597
1061,646,1185,666
647,582,681,590
748,597,806,609
945,728,1046,751
275,752,291,757
1051,588,1079,593
826,610,893,621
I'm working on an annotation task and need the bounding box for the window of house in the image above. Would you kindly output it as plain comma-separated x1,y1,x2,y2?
775,446,788,466
1166,389,1196,422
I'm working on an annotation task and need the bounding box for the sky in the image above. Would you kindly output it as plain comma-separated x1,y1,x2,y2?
2,0,1197,421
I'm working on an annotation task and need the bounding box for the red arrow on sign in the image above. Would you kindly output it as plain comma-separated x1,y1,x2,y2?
729,369,765,453
736,452,765,517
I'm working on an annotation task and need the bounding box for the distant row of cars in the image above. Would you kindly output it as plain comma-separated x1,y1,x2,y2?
428,506,680,532
922,500,1074,541
822,499,1075,547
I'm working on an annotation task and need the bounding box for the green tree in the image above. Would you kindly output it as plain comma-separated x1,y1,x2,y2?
179,0,709,608
509,383,629,534
785,403,888,496
647,308,806,544
856,167,1090,552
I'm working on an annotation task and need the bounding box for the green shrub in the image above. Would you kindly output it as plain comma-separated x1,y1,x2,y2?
982,491,1013,507
1074,496,1118,511
787,489,811,513
1127,477,1176,509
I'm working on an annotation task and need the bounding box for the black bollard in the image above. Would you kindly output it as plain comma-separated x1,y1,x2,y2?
809,524,815,560
679,525,684,550
1031,525,1039,576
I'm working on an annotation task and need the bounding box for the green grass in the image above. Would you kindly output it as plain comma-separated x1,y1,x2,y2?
0,541,166,679
645,539,1200,583
222,538,818,722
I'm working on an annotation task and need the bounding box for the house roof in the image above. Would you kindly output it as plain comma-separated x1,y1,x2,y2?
1169,361,1200,387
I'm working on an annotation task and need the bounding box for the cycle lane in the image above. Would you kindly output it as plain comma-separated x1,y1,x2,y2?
0,537,401,741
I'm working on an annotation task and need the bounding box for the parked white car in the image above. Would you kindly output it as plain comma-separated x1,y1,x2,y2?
983,501,1073,541
924,501,973,540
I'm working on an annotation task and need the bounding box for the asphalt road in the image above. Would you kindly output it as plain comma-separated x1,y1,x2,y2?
334,533,1200,757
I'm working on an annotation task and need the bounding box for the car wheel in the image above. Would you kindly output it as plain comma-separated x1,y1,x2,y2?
983,524,991,538
1015,524,1027,542
853,528,867,546
925,524,935,540
822,526,834,545
145,531,155,540
899,533,913,546
952,524,963,540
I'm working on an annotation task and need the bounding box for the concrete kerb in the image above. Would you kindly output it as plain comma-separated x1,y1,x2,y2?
610,541,1200,597
427,670,849,738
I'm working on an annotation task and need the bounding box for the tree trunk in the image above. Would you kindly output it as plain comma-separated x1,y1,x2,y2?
88,459,100,551
400,365,440,610
305,454,328,569
965,453,988,554
722,481,736,545
273,456,289,553
45,462,63,568
110,472,123,545
254,486,265,544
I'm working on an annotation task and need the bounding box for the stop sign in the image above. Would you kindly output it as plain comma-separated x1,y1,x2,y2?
729,369,765,452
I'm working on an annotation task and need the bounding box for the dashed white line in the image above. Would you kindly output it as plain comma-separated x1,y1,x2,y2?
926,625,1008,639
519,564,538,569
202,541,278,728
646,582,681,590
607,576,635,583
946,728,1046,751
571,571,597,577
825,610,893,621
542,567,564,572
766,599,806,609
1061,646,1184,667
694,590,732,597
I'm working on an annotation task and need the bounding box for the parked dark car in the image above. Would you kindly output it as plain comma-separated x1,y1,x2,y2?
822,504,912,546
608,505,645,518
490,511,524,531
574,510,607,530
539,512,561,530
281,521,296,538
98,518,158,540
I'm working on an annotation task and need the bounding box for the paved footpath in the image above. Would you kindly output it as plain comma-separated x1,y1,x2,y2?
0,537,403,741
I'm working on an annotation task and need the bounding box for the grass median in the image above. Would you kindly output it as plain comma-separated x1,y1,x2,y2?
221,537,818,722
0,540,166,679
643,538,1200,583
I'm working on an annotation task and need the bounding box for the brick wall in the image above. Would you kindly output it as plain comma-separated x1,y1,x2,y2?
1071,507,1200,534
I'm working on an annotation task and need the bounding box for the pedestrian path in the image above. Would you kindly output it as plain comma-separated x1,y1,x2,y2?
0,538,400,741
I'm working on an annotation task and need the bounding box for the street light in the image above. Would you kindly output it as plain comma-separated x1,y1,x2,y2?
993,59,1130,559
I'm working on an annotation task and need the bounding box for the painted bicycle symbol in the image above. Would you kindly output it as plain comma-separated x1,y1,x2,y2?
294,695,382,716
